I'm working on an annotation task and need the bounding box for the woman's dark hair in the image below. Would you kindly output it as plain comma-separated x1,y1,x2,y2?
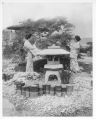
75,35,81,41
25,33,32,39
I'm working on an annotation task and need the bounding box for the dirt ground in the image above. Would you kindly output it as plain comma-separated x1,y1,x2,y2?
2,56,93,116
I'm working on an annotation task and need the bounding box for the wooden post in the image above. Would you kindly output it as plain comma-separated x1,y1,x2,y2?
66,84,73,96
55,85,62,97
29,85,39,98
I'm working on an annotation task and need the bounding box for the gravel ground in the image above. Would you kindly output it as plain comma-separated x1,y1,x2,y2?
3,73,92,116
2,56,93,116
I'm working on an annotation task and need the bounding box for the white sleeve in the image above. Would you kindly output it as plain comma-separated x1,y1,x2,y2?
24,40,34,50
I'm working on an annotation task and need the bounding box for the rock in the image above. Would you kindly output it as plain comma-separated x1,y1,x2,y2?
3,98,15,116
13,72,41,83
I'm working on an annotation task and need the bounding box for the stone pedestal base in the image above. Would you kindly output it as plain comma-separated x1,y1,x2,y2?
45,70,61,83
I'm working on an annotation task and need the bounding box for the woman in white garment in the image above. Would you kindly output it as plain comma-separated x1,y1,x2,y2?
70,35,81,73
23,33,34,72
23,33,40,73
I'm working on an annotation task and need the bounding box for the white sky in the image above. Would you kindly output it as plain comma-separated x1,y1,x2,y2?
2,2,92,38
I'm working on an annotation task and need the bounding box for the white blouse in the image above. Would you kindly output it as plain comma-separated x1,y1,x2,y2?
24,39,41,56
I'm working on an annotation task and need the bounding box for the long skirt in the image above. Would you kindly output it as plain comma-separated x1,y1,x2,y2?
70,58,80,73
26,51,33,73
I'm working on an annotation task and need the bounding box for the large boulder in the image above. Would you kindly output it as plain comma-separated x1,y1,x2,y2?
13,72,41,83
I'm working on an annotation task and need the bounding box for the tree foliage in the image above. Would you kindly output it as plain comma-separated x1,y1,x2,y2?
18,17,74,49
3,17,74,59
